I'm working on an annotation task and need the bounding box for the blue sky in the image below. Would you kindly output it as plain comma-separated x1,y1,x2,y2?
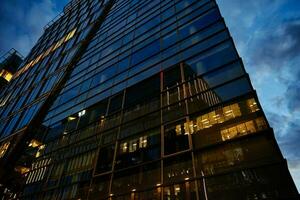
0,0,299,191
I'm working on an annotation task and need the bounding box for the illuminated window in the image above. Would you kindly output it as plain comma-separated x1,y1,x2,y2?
247,98,259,112
26,158,51,184
121,142,128,153
28,139,42,148
15,166,30,175
0,69,13,82
13,28,77,79
221,118,267,141
36,145,46,158
78,109,86,117
129,140,137,152
223,103,241,120
0,142,10,158
175,124,182,135
139,136,147,148
193,105,239,131
255,117,267,130
245,121,256,133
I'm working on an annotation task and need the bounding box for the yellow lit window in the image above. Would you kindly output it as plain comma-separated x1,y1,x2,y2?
0,142,10,158
65,28,77,42
245,121,256,133
28,139,42,148
247,98,259,112
121,142,128,153
0,70,13,82
13,28,77,79
184,121,194,134
196,116,203,130
139,136,147,148
35,144,46,158
15,166,30,175
255,117,267,130
223,103,241,120
231,103,242,116
221,119,264,141
129,140,137,152
4,71,13,81
175,124,182,135
237,123,247,134
209,111,218,126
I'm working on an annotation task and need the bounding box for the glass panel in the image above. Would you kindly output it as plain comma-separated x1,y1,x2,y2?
95,144,115,174
163,64,181,89
195,135,282,176
163,153,193,184
112,162,161,195
89,175,111,199
164,120,189,155
131,39,160,66
116,129,160,169
213,78,252,101
163,181,197,200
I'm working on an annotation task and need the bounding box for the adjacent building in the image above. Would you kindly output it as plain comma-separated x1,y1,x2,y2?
0,49,23,90
0,0,298,199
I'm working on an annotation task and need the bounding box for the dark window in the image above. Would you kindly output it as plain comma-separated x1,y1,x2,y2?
95,144,115,174
131,39,160,66
90,175,110,199
112,162,161,195
213,77,251,101
124,75,160,108
163,64,182,89
164,120,189,155
163,153,194,184
107,92,124,114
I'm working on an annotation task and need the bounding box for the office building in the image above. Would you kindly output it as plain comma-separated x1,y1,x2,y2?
0,49,23,90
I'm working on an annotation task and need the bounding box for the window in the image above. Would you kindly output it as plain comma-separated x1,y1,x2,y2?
124,74,160,108
195,135,280,176
247,98,260,112
89,175,111,199
0,141,10,158
213,77,252,102
0,69,13,82
164,120,189,155
131,39,160,66
185,41,237,76
163,153,193,184
116,129,160,169
163,181,197,200
112,162,161,195
163,65,181,89
95,144,115,174
107,92,124,114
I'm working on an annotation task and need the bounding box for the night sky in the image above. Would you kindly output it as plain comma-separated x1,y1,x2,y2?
0,0,299,191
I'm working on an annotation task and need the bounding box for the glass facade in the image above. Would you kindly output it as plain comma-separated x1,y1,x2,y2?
0,0,298,199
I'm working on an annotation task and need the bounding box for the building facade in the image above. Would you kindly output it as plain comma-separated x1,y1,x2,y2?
0,49,23,90
0,0,298,199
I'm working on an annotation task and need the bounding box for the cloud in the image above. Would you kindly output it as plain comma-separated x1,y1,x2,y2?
0,0,66,56
217,0,300,191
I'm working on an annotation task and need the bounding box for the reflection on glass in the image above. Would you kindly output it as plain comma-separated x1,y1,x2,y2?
95,145,115,174
191,103,242,132
164,153,193,184
164,121,189,155
89,175,110,199
112,162,160,195
221,118,267,141
116,129,160,169
163,181,197,200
